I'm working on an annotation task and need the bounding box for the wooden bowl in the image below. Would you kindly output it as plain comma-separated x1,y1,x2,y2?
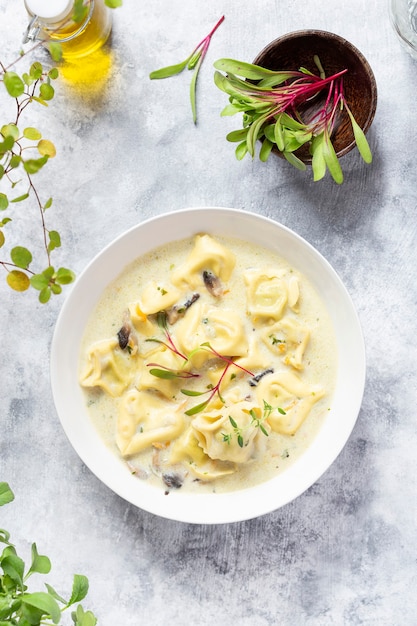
252,30,377,162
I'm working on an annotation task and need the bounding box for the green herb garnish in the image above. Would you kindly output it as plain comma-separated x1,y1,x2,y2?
213,57,372,184
0,481,97,625
150,15,225,123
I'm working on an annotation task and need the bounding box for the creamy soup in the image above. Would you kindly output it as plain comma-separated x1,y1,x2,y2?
79,234,338,494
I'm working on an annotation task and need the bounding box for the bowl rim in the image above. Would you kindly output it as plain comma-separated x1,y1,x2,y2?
252,29,378,159
50,207,366,524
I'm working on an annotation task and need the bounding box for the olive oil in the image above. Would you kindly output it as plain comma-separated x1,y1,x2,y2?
23,0,112,60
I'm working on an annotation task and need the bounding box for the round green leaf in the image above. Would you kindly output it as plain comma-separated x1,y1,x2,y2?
22,72,33,86
48,67,59,80
0,231,5,248
30,62,43,80
39,83,55,101
10,246,32,269
0,193,9,210
22,592,61,624
39,286,51,303
0,134,15,152
9,155,21,169
42,265,55,280
23,155,48,174
0,481,14,506
55,267,75,285
38,139,56,157
50,283,62,294
7,270,30,291
3,72,25,97
24,127,42,140
30,273,49,290
49,230,61,246
48,230,61,252
1,123,19,140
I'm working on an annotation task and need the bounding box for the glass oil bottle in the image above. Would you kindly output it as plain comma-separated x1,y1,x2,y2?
23,0,112,60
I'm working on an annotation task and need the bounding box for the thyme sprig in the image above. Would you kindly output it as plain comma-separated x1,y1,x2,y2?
213,57,372,184
222,400,286,448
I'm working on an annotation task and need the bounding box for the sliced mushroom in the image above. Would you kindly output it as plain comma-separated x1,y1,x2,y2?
117,324,130,349
248,368,274,387
203,270,223,297
117,311,138,352
166,292,200,324
162,472,184,489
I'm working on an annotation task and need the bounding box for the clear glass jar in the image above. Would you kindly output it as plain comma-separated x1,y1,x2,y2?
23,0,112,60
390,0,417,60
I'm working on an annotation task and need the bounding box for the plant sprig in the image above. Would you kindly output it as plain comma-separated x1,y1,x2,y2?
180,341,255,416
0,58,75,302
0,481,97,625
145,312,254,415
149,15,225,123
222,400,285,448
213,57,372,184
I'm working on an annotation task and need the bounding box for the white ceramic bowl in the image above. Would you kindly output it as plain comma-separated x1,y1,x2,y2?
50,207,366,524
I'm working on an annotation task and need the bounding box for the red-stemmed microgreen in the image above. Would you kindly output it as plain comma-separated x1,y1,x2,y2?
181,342,254,416
145,311,188,361
197,342,254,377
146,363,199,381
213,57,372,184
146,318,254,415
149,15,225,123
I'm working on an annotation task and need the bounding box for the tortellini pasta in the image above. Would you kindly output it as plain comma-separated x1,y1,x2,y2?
117,389,185,456
192,400,270,463
171,234,236,290
255,371,325,435
262,317,310,370
137,280,182,315
169,427,235,481
79,233,335,492
80,338,135,397
174,302,248,368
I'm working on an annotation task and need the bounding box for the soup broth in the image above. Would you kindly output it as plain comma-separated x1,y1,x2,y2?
79,234,338,494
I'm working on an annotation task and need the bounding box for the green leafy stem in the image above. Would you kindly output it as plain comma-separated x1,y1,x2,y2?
0,2,123,303
213,57,373,184
222,400,286,448
0,57,75,302
0,481,97,625
149,15,225,123
145,310,254,416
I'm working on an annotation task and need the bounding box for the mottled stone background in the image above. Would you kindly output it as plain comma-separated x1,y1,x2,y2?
1,1,416,624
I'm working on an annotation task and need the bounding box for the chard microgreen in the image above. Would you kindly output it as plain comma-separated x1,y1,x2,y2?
213,57,372,184
0,481,97,625
182,359,232,416
146,316,254,415
146,311,188,361
180,341,255,416
150,15,225,123
147,365,198,380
